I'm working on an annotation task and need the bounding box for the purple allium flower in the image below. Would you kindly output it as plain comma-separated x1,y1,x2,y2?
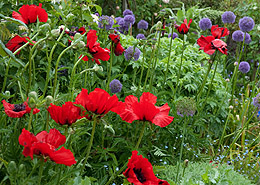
123,9,133,17
199,18,212,30
98,15,114,30
109,79,122,93
239,16,255,32
253,93,260,109
137,20,148,30
124,15,135,25
118,19,129,32
124,46,141,61
222,11,236,24
245,33,252,44
239,61,250,73
168,32,178,39
232,30,244,42
115,17,123,24
136,34,146,40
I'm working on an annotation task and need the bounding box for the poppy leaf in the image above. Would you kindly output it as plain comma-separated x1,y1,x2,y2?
176,10,184,22
0,40,25,67
0,13,28,29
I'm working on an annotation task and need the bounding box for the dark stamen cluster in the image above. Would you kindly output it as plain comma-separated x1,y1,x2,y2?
13,103,26,112
133,168,146,183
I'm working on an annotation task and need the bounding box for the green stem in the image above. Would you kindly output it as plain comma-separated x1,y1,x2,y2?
163,24,174,89
37,159,44,185
27,108,34,132
81,117,97,174
45,112,49,131
137,44,146,95
230,34,246,105
52,45,73,97
56,165,62,185
69,55,84,100
105,122,146,185
174,37,185,97
149,29,162,92
176,117,187,182
2,58,11,93
106,42,114,91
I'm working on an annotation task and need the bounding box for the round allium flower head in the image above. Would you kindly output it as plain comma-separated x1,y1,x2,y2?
124,15,135,25
239,61,250,73
239,16,255,32
137,20,148,30
253,93,260,109
199,18,212,30
124,46,141,61
98,15,114,30
176,97,196,117
232,30,244,42
245,33,252,44
123,9,134,16
222,11,236,24
109,79,122,93
136,34,146,40
168,32,178,39
115,17,123,24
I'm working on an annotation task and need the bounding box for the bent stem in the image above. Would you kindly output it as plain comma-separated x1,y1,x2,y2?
163,24,174,89
174,37,185,96
106,42,114,91
81,116,97,174
105,121,147,185
175,117,187,183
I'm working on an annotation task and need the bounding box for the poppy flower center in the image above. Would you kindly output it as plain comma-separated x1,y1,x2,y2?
133,168,146,183
13,103,26,112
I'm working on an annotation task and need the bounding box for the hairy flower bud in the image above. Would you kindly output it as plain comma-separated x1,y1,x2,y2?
51,29,60,37
45,95,54,108
28,91,38,109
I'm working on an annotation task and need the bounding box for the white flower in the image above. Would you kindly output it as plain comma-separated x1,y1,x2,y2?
162,0,170,3
91,14,99,24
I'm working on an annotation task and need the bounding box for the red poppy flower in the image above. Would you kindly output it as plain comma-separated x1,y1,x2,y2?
74,88,124,116
82,30,110,65
77,27,86,35
47,101,83,126
5,35,34,55
175,19,192,34
109,33,125,56
211,25,229,39
19,128,76,166
12,3,48,24
123,150,170,185
2,99,40,118
119,92,174,127
197,35,228,55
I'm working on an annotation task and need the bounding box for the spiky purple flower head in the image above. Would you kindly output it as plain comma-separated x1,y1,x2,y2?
124,15,135,25
222,11,236,24
232,30,244,42
123,9,134,17
98,15,114,30
199,18,212,30
136,34,146,40
109,79,122,93
168,32,178,39
239,16,255,32
137,20,148,30
239,61,250,73
124,46,141,61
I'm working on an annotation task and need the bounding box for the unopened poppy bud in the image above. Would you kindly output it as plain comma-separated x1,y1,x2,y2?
18,164,26,177
28,91,38,109
4,91,10,97
116,6,120,10
225,78,230,82
74,33,82,40
93,64,103,72
184,159,189,167
236,115,240,121
77,41,85,49
234,62,238,66
45,95,54,108
51,29,60,37
157,21,162,29
162,0,170,3
7,161,17,175
154,13,158,17
229,105,233,109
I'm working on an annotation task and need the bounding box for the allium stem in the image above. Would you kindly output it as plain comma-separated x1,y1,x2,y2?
69,55,84,100
143,46,156,91
137,44,146,95
27,108,34,132
106,42,114,91
176,117,188,182
81,117,97,174
2,58,11,93
163,24,174,89
174,37,185,96
230,34,246,105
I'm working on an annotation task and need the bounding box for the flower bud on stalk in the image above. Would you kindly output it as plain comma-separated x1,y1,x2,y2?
28,91,38,109
45,95,54,109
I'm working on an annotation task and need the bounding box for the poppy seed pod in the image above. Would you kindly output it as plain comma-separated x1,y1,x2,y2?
28,91,38,109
